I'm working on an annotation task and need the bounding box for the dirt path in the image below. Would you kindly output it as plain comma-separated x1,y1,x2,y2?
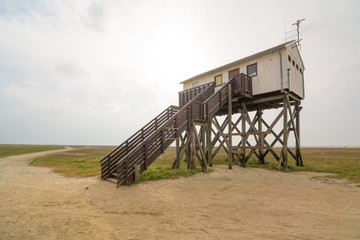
0,149,359,240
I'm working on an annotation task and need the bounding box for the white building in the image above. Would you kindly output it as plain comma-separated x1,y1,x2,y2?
180,40,305,99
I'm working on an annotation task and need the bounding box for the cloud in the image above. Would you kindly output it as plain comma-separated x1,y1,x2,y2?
83,2,107,31
0,0,360,145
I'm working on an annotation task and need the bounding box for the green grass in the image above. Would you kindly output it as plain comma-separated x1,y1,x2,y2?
31,146,115,177
213,147,360,183
28,144,360,184
140,147,200,182
0,144,65,157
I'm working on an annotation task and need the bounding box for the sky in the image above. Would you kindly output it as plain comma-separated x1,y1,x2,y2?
0,0,359,147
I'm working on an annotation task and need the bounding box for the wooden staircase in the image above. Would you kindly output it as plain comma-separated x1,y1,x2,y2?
100,73,252,186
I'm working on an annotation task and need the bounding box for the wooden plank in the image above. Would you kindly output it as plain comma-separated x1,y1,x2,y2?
232,149,244,154
220,131,271,136
134,164,140,184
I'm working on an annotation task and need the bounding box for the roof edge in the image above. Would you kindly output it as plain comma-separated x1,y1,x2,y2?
180,40,295,84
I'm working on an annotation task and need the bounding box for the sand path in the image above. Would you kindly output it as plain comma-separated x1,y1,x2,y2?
0,148,359,239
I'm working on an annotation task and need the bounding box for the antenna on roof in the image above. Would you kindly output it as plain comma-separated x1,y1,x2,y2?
285,18,305,51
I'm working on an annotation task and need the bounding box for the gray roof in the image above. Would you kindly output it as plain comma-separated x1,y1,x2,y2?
180,40,296,84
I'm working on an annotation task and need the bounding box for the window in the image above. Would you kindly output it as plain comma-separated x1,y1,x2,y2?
296,64,299,70
300,68,303,74
247,63,257,77
214,74,222,86
292,60,295,67
288,55,291,62
192,82,199,88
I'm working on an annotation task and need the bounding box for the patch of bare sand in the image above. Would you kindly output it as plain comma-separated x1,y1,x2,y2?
0,149,359,240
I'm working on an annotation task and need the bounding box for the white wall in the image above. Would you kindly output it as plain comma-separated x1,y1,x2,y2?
182,44,304,99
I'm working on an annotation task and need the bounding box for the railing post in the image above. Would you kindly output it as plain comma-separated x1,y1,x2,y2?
175,115,178,138
144,142,148,170
219,91,221,108
187,105,191,130
160,129,164,153
125,157,129,185
107,155,111,177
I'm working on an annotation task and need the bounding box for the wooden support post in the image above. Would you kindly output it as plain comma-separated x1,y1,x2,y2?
190,124,196,171
295,101,303,166
207,118,213,167
228,83,232,169
241,107,246,167
175,137,180,167
201,126,206,165
278,94,289,171
134,164,141,184
186,130,191,168
192,123,208,172
258,110,264,164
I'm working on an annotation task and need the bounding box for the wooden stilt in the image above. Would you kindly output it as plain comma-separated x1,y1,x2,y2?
241,107,246,167
295,102,303,166
201,126,206,165
175,137,180,167
278,94,289,171
258,110,264,164
189,124,196,171
207,119,213,167
186,129,191,169
192,123,208,172
228,83,232,169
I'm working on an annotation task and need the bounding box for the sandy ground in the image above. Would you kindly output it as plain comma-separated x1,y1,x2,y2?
0,148,359,240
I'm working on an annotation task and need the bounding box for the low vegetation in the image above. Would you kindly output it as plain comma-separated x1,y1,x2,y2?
31,146,114,177
0,144,65,157
25,145,360,184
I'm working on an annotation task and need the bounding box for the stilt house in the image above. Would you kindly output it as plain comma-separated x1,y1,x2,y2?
101,40,305,186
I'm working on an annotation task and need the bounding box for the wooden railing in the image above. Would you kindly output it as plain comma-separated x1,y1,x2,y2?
102,73,252,186
179,74,252,108
232,74,252,97
178,82,213,107
100,105,179,179
116,83,216,186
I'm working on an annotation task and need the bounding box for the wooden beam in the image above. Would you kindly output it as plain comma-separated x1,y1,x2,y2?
241,107,246,167
278,95,289,171
295,102,303,166
192,122,208,172
220,131,271,136
228,83,232,169
258,110,264,164
207,119,213,167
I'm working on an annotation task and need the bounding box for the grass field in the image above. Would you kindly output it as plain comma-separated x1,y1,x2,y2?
30,146,114,177
27,145,360,183
0,144,66,158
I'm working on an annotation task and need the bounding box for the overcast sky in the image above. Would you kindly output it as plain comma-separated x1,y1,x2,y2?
0,0,359,146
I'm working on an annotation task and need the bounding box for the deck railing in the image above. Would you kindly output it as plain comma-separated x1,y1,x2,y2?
100,105,179,179
116,83,216,186
101,73,252,186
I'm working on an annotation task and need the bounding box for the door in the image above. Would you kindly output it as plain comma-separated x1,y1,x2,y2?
228,68,239,80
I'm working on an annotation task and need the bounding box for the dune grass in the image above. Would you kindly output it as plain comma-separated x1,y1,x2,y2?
214,147,360,183
28,144,360,184
0,144,65,158
31,146,114,177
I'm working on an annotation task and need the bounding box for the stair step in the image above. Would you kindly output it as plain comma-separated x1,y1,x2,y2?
105,178,117,184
